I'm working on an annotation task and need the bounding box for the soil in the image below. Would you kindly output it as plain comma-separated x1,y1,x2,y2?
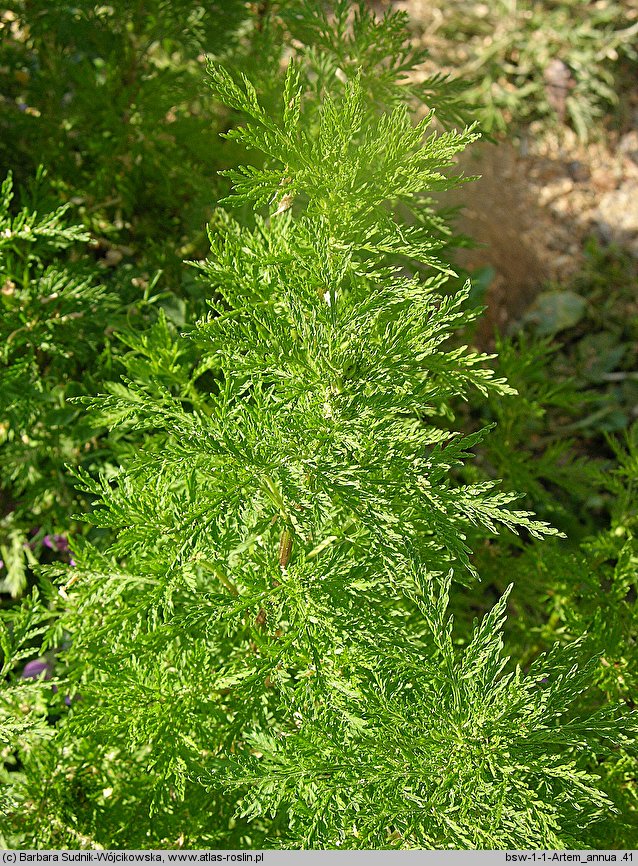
376,0,638,344
446,127,638,344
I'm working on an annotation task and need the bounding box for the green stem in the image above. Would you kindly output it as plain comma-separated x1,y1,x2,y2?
261,475,289,521
199,560,239,596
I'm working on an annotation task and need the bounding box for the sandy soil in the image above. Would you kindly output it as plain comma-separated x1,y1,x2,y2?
447,127,638,341
378,0,638,341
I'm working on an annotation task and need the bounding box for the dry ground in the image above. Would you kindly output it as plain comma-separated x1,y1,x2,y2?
375,0,638,341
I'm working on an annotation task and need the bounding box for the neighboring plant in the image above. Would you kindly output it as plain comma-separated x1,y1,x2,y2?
415,0,638,138
459,410,638,848
527,240,638,439
446,242,638,847
467,238,638,534
0,0,251,275
0,170,117,597
1,4,636,849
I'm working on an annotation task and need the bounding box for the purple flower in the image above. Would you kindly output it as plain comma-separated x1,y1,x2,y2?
69,558,76,567
0,559,4,570
21,659,53,680
43,534,69,552
51,684,73,706
21,659,74,706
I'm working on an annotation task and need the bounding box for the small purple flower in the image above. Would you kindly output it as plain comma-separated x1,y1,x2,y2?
43,534,69,552
51,684,73,706
21,659,74,706
21,659,53,680
69,558,76,567
0,559,4,570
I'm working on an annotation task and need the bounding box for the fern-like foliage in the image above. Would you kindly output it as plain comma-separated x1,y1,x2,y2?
0,0,250,270
0,171,117,596
277,0,474,127
212,579,631,849
0,1,635,850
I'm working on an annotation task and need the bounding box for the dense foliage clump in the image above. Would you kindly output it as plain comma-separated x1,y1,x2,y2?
1,0,636,850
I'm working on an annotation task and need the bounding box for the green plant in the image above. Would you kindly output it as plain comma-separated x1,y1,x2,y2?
0,0,472,598
2,3,636,849
456,408,638,848
0,170,119,597
441,241,638,847
524,240,638,439
461,238,638,540
0,0,252,275
0,0,287,599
